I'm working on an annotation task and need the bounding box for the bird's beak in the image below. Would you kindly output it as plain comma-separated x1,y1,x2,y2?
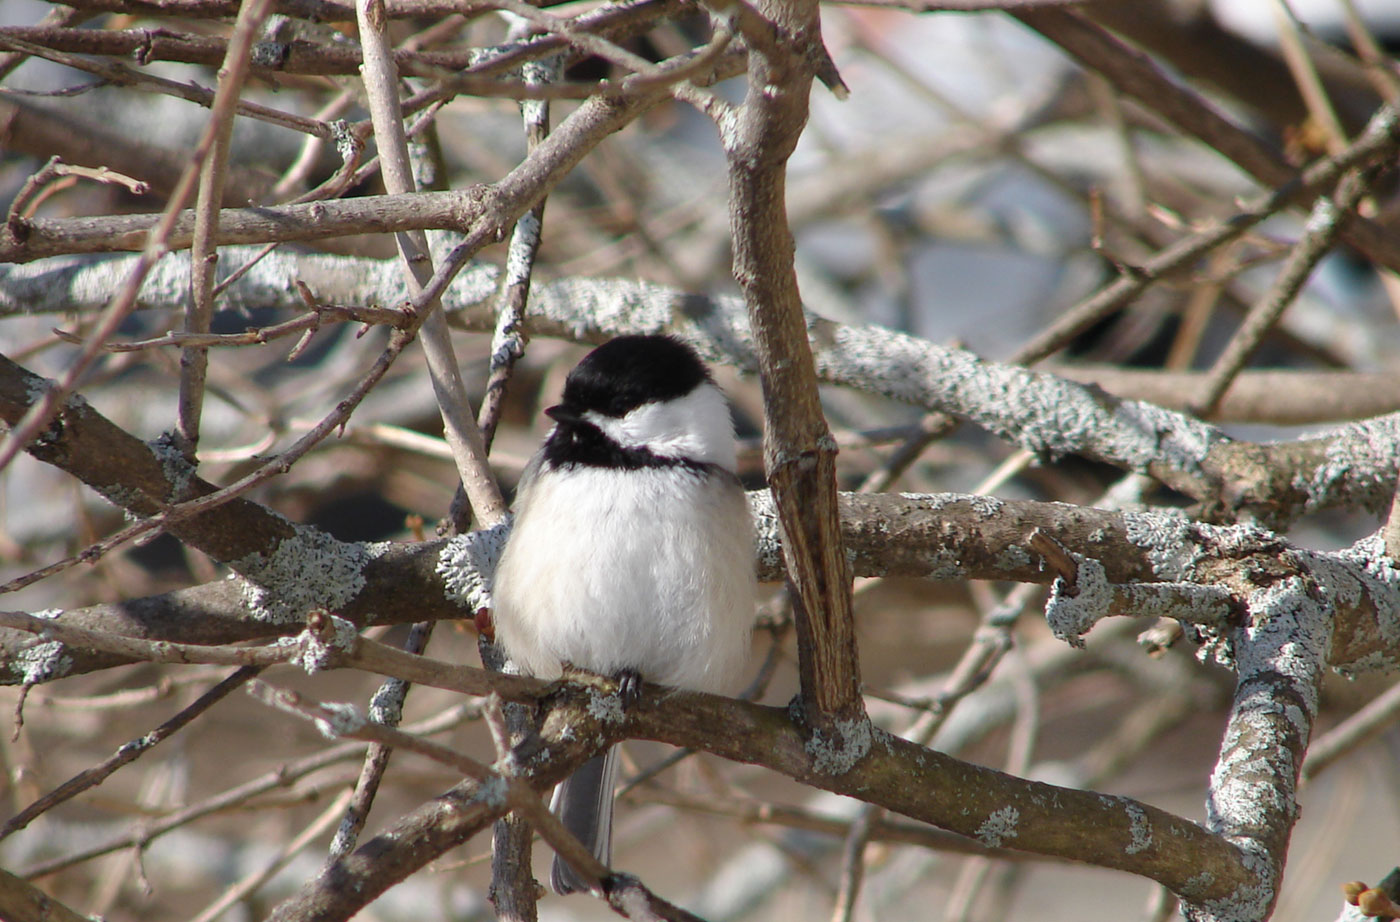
545,404,583,425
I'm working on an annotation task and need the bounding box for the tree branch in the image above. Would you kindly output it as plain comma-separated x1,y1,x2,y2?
721,0,862,729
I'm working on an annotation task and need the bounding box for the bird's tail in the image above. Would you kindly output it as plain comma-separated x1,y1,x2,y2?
549,748,619,894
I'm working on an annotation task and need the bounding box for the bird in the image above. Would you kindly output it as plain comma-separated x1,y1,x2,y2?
491,333,757,894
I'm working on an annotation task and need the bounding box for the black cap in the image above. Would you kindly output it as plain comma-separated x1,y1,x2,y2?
557,334,711,418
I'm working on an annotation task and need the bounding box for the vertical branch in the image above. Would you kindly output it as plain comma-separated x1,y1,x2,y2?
1188,572,1329,922
180,0,276,459
477,50,556,452
720,0,862,727
324,625,433,863
336,0,512,886
356,0,507,529
481,43,560,922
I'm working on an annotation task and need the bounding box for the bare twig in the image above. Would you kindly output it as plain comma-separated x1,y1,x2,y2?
1011,101,1400,366
1190,168,1374,417
326,621,435,862
180,0,277,459
54,303,412,352
0,32,334,139
0,0,284,476
5,157,148,223
21,702,481,879
189,786,356,922
1269,0,1347,155
476,50,558,454
1012,8,1400,275
1301,679,1400,782
360,0,510,530
0,665,261,842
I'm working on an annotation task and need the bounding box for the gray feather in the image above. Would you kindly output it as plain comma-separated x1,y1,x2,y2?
550,748,619,894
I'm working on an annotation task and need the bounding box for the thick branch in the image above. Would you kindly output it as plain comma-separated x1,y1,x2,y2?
7,493,1398,684
722,0,861,724
21,249,1383,521
263,670,1258,922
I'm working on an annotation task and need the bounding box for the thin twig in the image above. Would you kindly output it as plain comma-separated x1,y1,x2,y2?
357,0,508,529
1301,678,1400,782
179,0,277,458
1011,101,1400,366
477,33,558,920
477,53,558,453
5,157,148,223
1269,0,1347,155
22,702,481,879
0,3,87,82
1189,168,1373,417
0,665,262,842
0,32,333,138
190,786,356,922
53,303,412,352
327,621,434,862
0,0,283,476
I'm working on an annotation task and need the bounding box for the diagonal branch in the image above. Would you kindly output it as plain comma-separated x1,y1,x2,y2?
1012,7,1400,275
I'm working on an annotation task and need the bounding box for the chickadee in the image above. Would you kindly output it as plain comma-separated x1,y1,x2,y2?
492,334,757,894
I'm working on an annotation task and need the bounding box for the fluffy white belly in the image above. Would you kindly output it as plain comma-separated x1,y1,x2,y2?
492,465,756,694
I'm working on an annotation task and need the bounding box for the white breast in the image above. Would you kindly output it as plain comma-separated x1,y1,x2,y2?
492,464,756,695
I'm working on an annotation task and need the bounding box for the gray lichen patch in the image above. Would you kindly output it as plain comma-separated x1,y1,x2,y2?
585,688,626,725
147,433,197,502
290,613,361,675
975,806,1020,848
820,325,1228,480
802,713,873,776
748,491,785,577
230,521,377,624
369,678,408,725
313,701,367,739
1303,413,1400,515
1185,839,1276,922
1236,577,1330,719
471,774,510,810
10,640,73,684
1335,532,1400,654
1120,509,1202,581
436,518,512,611
1044,555,1114,647
1121,799,1153,855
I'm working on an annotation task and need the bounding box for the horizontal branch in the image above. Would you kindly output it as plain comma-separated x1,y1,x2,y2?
5,492,1397,685
0,0,688,79
55,0,563,21
264,661,1260,920
8,252,1397,523
1045,366,1400,426
0,188,481,261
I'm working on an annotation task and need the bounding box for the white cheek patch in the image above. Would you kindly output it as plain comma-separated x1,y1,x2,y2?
584,384,737,471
